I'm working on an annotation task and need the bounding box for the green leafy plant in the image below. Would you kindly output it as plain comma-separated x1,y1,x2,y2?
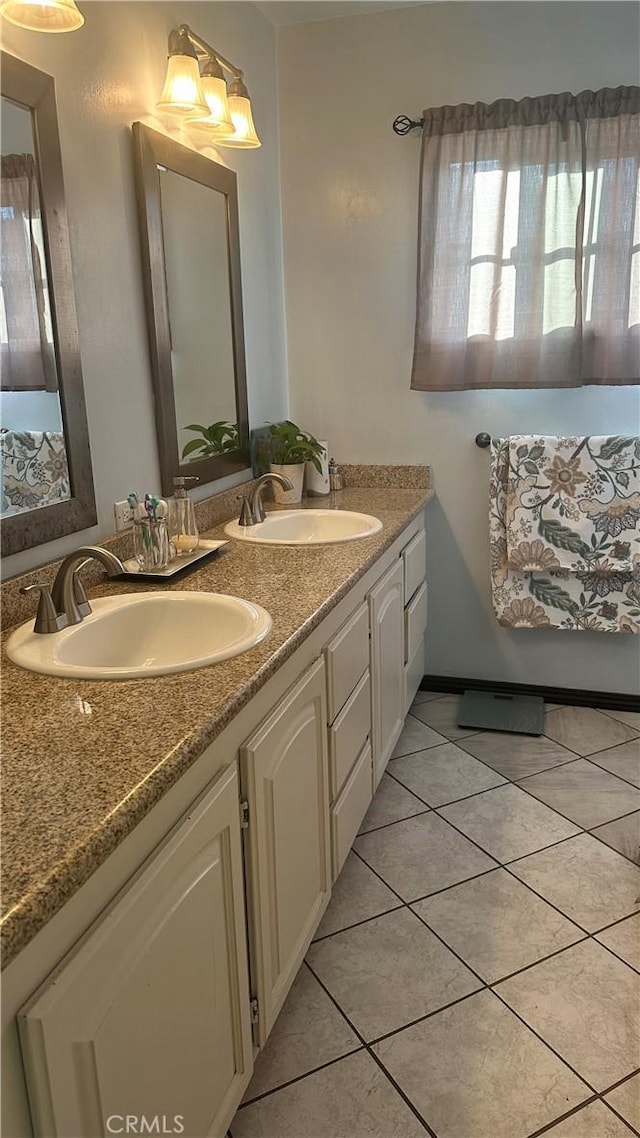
268,420,324,473
181,421,239,461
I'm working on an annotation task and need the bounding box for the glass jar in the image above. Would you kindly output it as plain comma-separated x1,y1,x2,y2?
133,518,173,571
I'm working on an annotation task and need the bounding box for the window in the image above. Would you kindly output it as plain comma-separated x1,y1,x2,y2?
411,87,640,391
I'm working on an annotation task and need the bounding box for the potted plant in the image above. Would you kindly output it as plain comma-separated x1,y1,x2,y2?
181,421,239,461
268,420,324,504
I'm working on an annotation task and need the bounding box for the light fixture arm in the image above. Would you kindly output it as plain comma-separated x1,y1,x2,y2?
177,23,243,80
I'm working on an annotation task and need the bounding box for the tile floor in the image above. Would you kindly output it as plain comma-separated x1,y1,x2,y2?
231,693,640,1138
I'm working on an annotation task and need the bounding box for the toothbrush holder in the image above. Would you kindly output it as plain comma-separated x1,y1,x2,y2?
133,518,174,572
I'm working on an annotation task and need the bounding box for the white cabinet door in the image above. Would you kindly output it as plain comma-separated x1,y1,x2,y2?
369,559,405,788
18,764,253,1138
241,658,330,1046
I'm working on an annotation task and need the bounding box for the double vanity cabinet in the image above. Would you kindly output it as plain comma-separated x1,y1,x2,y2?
2,511,428,1138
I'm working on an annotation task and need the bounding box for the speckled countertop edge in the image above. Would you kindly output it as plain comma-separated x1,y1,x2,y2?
1,484,433,967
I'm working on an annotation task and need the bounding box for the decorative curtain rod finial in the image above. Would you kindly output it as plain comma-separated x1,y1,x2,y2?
393,114,423,135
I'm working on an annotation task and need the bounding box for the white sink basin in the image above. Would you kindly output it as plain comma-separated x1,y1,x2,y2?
225,509,382,545
6,591,272,680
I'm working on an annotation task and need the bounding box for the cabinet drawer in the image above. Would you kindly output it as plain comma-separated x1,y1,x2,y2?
325,602,369,722
403,528,427,605
329,670,371,802
405,580,428,665
331,742,373,880
405,643,425,716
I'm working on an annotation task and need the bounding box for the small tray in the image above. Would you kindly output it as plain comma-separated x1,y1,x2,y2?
119,538,229,580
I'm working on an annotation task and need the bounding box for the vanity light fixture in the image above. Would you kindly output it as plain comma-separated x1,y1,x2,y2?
157,23,261,149
0,0,83,31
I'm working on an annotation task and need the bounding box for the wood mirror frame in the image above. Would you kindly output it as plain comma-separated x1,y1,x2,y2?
132,122,251,496
1,53,97,557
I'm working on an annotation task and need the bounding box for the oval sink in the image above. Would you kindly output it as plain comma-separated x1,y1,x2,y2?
225,509,382,545
6,591,272,680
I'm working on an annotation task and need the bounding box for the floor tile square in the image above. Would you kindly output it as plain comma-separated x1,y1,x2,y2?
391,714,446,758
509,833,640,931
409,694,479,740
596,914,640,972
374,989,589,1138
411,689,448,706
358,773,427,834
544,706,639,756
543,1100,636,1136
605,1073,640,1133
389,741,506,807
589,740,640,788
232,1051,427,1138
592,811,640,865
460,731,580,780
313,853,400,940
439,783,579,862
413,868,583,983
496,939,640,1089
306,908,480,1040
242,964,359,1102
354,812,496,901
602,708,640,732
517,759,640,828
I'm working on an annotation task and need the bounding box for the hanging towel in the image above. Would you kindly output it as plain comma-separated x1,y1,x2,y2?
489,438,640,633
504,436,640,573
0,429,70,515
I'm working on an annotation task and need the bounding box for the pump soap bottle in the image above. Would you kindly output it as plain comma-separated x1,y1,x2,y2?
168,476,199,554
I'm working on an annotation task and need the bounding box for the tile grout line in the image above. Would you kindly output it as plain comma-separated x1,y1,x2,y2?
238,1045,365,1110
583,754,640,792
525,1093,599,1138
302,960,438,1138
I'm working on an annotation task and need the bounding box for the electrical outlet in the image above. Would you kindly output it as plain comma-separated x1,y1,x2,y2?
114,500,133,532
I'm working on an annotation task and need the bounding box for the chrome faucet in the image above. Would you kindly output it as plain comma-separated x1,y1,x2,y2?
20,545,125,634
238,472,294,526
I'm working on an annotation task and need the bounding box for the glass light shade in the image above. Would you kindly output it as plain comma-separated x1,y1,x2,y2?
188,74,234,139
217,93,261,149
156,54,209,119
0,0,83,31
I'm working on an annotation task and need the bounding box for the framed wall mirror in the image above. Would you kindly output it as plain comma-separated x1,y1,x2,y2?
0,52,96,557
132,123,250,495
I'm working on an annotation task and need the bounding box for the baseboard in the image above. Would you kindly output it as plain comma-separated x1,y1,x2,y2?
420,675,640,713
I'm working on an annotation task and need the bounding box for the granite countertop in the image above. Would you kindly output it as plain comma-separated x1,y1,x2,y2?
1,485,433,967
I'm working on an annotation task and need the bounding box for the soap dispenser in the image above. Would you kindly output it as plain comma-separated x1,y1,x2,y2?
168,476,199,554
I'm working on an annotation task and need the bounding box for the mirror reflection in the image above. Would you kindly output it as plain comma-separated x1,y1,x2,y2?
1,95,70,518
133,122,250,496
158,166,238,462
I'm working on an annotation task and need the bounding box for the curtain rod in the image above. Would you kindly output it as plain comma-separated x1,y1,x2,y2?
392,115,423,135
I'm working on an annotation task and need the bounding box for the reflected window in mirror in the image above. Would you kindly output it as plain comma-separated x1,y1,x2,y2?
1,95,68,517
133,123,250,495
0,53,96,556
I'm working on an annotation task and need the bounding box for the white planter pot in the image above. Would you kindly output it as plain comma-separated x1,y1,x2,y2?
270,463,305,504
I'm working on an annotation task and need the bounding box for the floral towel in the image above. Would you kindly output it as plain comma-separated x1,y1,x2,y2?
1,429,70,516
490,438,640,634
505,436,640,573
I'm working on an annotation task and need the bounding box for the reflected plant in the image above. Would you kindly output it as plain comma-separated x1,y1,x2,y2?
181,421,239,461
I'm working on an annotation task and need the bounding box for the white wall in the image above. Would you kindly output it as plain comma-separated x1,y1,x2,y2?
279,1,640,694
2,0,288,577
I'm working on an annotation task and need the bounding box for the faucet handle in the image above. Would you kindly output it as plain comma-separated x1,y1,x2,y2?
72,562,92,618
20,584,68,634
238,496,256,527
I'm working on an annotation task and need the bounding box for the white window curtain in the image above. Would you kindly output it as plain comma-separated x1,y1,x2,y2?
0,153,57,392
411,86,640,391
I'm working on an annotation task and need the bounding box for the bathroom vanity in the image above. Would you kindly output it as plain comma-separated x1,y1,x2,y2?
1,484,431,1138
